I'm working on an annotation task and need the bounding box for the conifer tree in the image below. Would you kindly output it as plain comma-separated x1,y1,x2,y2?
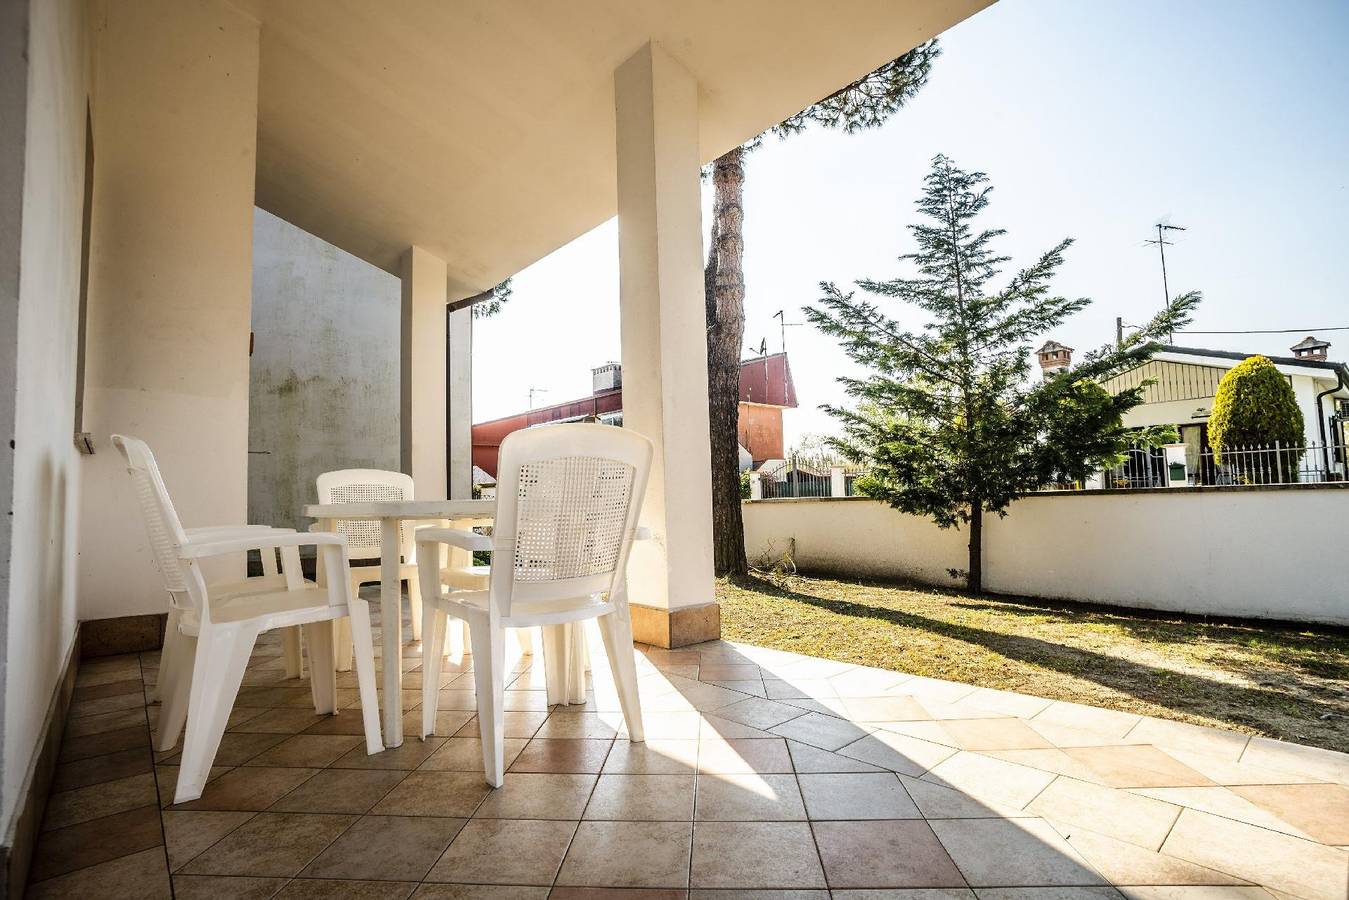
807,155,1200,592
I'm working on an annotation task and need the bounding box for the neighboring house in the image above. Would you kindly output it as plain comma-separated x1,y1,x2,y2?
1039,337,1349,481
472,354,798,478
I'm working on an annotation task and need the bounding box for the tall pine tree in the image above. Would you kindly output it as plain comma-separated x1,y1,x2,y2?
706,42,940,578
807,155,1200,592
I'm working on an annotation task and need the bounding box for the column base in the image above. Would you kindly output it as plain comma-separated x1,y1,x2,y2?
629,601,721,649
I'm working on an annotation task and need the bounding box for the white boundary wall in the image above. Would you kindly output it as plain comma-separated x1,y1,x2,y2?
743,487,1349,626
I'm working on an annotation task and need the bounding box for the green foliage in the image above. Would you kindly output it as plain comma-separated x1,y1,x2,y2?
805,155,1200,563
471,278,513,319
739,469,752,500
1208,356,1304,457
772,42,940,138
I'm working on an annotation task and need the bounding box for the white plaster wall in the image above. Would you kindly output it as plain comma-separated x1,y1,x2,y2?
744,490,1349,626
2,0,86,825
1120,373,1334,449
248,209,400,530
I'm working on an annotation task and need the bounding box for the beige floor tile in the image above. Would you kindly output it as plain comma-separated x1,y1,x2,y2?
691,821,826,888
1115,888,1278,899
937,719,1055,751
830,891,972,900
1134,786,1313,839
973,889,1122,899
507,738,611,773
1240,737,1349,785
556,820,692,887
173,766,320,811
695,773,806,821
930,817,1106,887
401,709,477,738
412,887,547,899
417,737,527,772
1125,718,1250,761
1064,745,1215,788
798,772,919,820
697,738,793,774
452,712,550,740
705,679,770,697
268,768,409,815
302,814,466,881
954,687,1053,718
894,676,980,707
333,737,447,771
814,819,965,889
274,879,417,899
536,711,624,739
1158,748,1318,786
1033,701,1143,739
371,771,493,817
1232,783,1349,845
230,708,329,735
698,713,778,739
629,710,701,739
1027,777,1181,850
178,811,357,877
900,774,1028,819
714,697,810,731
770,712,874,751
699,664,763,682
41,772,158,831
841,695,932,723
829,666,910,697
473,772,597,819
837,729,956,777
425,818,576,885
27,847,172,900
245,734,364,768
603,739,699,774
1161,808,1349,900
922,752,1057,810
172,873,287,900
162,809,256,871
786,739,884,773
1028,720,1153,749
583,773,695,820
1062,827,1253,887
762,677,840,701
161,731,288,767
982,748,1103,782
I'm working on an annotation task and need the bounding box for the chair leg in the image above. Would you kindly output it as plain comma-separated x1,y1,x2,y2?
347,597,384,754
421,607,447,738
515,626,534,655
447,617,465,658
150,607,183,703
175,623,259,804
407,575,423,642
597,606,644,743
282,625,304,679
334,617,355,673
468,622,506,788
304,621,337,715
154,630,196,753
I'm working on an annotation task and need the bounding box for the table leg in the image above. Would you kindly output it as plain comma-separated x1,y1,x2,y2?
380,517,403,747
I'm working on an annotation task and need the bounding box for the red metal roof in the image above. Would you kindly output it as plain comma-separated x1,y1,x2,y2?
738,353,797,408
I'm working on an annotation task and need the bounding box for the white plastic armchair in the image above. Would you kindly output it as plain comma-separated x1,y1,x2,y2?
416,423,653,787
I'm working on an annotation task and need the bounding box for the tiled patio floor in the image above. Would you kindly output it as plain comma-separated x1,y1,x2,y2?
28,602,1349,899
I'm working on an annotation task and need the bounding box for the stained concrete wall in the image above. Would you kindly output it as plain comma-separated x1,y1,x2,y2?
743,488,1349,626
248,208,400,532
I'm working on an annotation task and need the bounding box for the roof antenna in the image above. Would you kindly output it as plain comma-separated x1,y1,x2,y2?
1144,222,1186,342
773,310,802,354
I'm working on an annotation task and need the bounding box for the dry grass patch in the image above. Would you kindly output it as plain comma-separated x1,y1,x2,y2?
718,573,1349,752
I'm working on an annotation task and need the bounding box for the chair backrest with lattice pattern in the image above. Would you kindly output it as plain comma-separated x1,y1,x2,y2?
316,469,415,561
489,423,652,615
111,434,197,600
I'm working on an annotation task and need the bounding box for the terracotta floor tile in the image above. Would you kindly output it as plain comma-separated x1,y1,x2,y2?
178,811,357,877
163,809,256,870
453,712,551,740
413,887,547,899
1064,745,1215,789
508,738,612,774
173,766,320,811
270,768,410,815
1027,776,1181,850
50,746,152,792
835,729,955,777
41,772,158,831
155,764,232,805
694,773,806,821
333,737,447,770
418,737,528,773
162,730,289,767
769,712,873,751
697,738,793,774
557,821,692,888
372,771,493,817
1232,783,1349,844
929,817,1106,887
303,815,466,881
59,723,151,762
426,819,576,885
1161,808,1349,900
275,879,417,899
28,804,165,882
245,734,365,768
230,708,330,735
922,752,1056,810
690,821,825,889
584,773,695,821
27,847,172,900
815,819,966,889
402,708,477,738
474,772,597,819
602,739,699,774
798,772,919,820
172,873,287,900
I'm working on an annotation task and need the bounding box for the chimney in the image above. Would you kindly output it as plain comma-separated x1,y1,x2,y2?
592,362,622,394
1036,340,1073,378
1289,335,1330,362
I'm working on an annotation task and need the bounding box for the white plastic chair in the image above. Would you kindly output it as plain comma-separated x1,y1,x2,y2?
316,469,422,671
111,436,304,701
416,423,652,786
114,436,383,803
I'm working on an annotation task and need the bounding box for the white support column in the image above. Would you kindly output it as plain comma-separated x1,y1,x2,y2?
614,42,718,647
400,246,448,500
447,305,473,500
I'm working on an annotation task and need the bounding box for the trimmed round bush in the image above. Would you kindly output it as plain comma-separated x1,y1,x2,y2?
1208,355,1304,464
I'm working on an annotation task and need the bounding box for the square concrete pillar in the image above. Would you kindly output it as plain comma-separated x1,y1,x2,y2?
400,246,448,499
447,305,473,500
614,42,718,647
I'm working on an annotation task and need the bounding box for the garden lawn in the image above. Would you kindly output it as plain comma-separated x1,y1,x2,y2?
718,573,1349,752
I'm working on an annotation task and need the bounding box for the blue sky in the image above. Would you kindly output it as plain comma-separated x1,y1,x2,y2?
474,0,1349,444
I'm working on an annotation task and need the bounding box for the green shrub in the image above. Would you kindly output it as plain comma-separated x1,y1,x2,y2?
1208,355,1304,469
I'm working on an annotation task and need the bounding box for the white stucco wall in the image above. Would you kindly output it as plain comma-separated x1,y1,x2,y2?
248,209,400,531
744,489,1349,626
2,0,86,827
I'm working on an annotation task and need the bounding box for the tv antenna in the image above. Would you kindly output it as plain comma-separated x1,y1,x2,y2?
773,310,803,354
528,387,549,409
1145,222,1186,340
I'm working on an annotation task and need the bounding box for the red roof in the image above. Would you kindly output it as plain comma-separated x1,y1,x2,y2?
738,353,797,408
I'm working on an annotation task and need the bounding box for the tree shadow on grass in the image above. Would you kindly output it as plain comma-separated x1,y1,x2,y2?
750,578,1349,746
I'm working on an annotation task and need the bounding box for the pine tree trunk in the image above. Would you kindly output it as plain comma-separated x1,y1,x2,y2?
706,146,749,579
967,500,983,594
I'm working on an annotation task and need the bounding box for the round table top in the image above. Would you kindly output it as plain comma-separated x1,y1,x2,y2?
303,498,494,519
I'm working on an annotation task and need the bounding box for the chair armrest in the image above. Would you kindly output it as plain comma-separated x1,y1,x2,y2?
635,526,652,541
185,525,295,538
416,527,493,553
179,531,346,560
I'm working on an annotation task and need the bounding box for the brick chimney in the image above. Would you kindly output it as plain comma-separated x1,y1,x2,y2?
1036,340,1073,378
1289,335,1330,362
